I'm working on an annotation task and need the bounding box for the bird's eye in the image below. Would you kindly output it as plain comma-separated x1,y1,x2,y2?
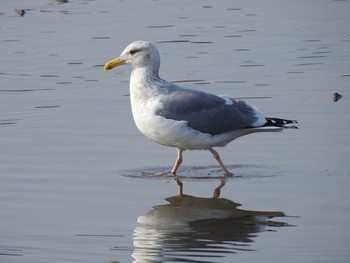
129,49,139,55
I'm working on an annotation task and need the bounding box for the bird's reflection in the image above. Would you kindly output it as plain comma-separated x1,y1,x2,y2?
132,177,288,263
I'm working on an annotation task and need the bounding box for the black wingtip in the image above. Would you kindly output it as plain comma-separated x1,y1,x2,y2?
265,117,298,127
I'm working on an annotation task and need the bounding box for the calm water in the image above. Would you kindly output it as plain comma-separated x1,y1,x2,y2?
1,0,350,262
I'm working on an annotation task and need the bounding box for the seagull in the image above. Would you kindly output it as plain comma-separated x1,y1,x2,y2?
104,41,297,176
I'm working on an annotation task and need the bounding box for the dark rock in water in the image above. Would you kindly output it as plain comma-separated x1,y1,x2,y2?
333,92,343,102
15,9,25,17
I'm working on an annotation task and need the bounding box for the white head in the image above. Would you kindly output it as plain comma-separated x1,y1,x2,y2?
104,41,160,73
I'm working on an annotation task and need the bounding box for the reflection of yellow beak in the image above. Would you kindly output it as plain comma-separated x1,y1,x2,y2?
104,57,126,71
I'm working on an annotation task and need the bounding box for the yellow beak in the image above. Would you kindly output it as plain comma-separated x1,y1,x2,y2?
104,57,126,71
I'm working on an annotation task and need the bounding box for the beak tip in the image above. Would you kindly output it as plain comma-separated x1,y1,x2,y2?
103,63,111,71
103,58,125,71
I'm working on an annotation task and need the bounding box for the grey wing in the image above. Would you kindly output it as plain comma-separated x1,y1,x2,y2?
156,87,263,135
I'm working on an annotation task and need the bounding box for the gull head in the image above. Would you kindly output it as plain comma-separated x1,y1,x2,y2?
104,41,160,72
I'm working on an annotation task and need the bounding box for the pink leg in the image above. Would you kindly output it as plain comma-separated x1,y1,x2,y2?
171,148,183,175
209,148,232,176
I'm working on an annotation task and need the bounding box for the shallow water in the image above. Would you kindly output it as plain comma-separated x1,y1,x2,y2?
1,0,350,262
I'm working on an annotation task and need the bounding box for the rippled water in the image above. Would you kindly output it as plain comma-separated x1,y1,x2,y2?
1,0,350,262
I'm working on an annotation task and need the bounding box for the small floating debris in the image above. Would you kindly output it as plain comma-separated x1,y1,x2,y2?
15,9,26,17
57,0,69,3
333,92,342,102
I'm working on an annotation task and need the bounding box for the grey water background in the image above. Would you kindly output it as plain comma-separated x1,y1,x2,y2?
1,0,350,262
